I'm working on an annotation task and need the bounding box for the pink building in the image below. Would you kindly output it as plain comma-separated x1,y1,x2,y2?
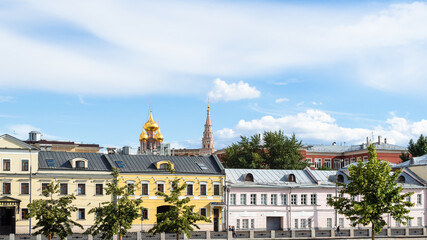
225,167,426,231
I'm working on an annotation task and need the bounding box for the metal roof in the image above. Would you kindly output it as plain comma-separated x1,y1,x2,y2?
225,168,336,187
104,154,224,175
305,143,406,153
38,151,111,171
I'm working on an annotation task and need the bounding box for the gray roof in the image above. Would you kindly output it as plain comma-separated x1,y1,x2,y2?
38,151,111,171
225,168,336,187
305,143,406,153
393,154,427,168
104,154,224,175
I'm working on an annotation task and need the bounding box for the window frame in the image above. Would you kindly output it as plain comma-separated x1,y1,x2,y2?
3,182,11,195
77,183,86,195
250,194,257,205
22,208,29,220
78,208,85,220
240,194,247,205
60,183,68,195
2,159,10,171
199,182,207,196
141,182,149,196
96,183,103,195
213,182,221,196
21,182,29,195
271,194,277,205
261,194,267,205
157,182,165,193
200,208,207,217
21,159,29,171
291,194,297,205
230,193,236,205
186,182,194,196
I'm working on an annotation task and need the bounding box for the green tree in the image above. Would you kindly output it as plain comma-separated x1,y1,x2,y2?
223,134,265,168
400,134,427,162
149,167,211,240
85,169,143,240
327,144,414,240
223,130,307,169
28,181,82,240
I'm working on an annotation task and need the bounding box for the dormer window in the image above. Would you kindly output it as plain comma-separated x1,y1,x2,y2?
337,175,344,183
70,158,88,169
288,174,296,182
155,161,174,170
76,161,85,169
159,163,168,170
397,176,405,184
244,173,254,182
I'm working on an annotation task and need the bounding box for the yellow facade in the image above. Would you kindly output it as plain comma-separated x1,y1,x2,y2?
119,172,225,232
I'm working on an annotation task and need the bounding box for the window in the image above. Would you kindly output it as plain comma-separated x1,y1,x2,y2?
291,194,297,205
157,183,164,193
308,219,312,228
115,161,126,168
363,156,368,161
396,220,401,227
171,182,177,192
294,219,299,229
350,158,355,163
327,194,332,199
406,196,411,203
301,219,307,228
327,218,332,228
397,176,405,183
142,209,148,220
251,219,255,229
288,174,296,182
337,175,344,183
351,195,356,201
407,219,412,227
76,160,85,168
22,208,29,220
324,159,331,168
334,159,341,169
418,217,422,226
3,159,10,171
281,194,288,205
21,183,29,195
271,194,277,205
127,183,135,195
261,194,267,205
240,194,247,205
159,163,168,170
244,173,254,182
213,183,220,196
46,159,55,167
21,159,29,171
230,194,236,205
42,183,49,193
78,184,86,195
60,183,68,195
250,194,257,205
236,219,240,229
301,194,307,205
242,219,249,229
200,183,207,196
315,158,322,168
141,183,149,195
417,194,422,205
200,208,207,217
306,158,312,164
339,218,344,227
96,184,103,195
78,209,85,220
310,194,317,205
344,158,349,166
3,182,10,194
186,183,193,196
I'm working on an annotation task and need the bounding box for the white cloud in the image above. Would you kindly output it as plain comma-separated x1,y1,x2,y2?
0,96,14,103
275,98,289,103
312,101,322,105
0,1,426,95
6,124,58,140
208,78,260,102
215,109,427,146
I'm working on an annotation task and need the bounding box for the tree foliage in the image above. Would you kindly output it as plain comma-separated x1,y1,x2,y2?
28,181,82,240
85,168,143,240
327,144,414,240
149,167,211,240
400,134,427,162
223,130,306,169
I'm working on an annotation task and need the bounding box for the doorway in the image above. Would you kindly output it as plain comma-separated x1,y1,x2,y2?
213,208,219,232
0,207,15,234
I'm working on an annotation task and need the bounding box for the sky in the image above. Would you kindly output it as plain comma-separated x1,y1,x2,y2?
1,0,427,151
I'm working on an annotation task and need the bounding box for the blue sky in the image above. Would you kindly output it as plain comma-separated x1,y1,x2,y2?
1,0,427,151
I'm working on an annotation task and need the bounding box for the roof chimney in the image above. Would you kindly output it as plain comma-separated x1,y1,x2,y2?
384,138,387,144
366,137,369,145
332,142,336,146
378,136,381,144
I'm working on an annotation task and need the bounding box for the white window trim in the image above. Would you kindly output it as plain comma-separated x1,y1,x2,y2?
186,182,194,196
21,159,29,171
20,182,30,195
200,207,207,217
95,183,103,196
199,182,207,196
77,183,86,195
2,158,11,171
213,182,221,196
141,181,149,196
77,208,86,220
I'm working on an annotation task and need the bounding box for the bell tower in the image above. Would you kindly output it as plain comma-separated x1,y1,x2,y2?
201,103,215,155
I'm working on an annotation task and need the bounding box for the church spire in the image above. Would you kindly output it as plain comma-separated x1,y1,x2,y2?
201,103,215,155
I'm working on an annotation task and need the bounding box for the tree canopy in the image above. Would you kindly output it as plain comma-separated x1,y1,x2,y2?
223,130,307,169
28,181,82,240
327,144,414,240
85,168,143,240
149,167,211,240
400,134,427,162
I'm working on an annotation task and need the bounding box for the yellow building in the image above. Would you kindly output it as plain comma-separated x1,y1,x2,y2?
105,154,226,232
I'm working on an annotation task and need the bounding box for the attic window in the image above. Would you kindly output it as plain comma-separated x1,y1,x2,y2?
70,158,88,169
244,173,254,182
397,176,405,183
159,163,168,170
288,174,296,182
116,161,126,168
76,161,85,169
337,175,344,183
46,159,55,167
197,162,208,170
155,161,174,170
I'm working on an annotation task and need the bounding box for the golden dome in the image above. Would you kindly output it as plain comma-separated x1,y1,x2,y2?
143,110,159,132
139,130,148,142
155,129,164,142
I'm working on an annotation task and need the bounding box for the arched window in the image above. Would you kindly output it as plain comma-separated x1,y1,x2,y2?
397,176,405,183
76,161,85,169
288,174,296,182
159,163,168,170
244,173,254,182
337,174,344,183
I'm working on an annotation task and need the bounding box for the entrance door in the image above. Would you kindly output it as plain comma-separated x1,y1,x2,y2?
213,208,219,232
266,217,281,230
0,207,15,234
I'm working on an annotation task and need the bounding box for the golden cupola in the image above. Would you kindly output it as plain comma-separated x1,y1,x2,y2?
143,110,159,132
155,129,164,142
139,130,148,142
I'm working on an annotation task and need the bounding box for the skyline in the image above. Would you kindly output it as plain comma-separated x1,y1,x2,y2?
2,0,427,151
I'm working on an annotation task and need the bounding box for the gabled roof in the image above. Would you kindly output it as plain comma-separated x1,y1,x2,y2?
38,151,111,171
0,134,38,150
104,154,224,175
